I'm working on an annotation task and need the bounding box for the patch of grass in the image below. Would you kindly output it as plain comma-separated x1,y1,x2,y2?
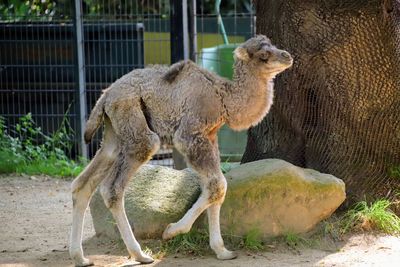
15,157,87,177
283,232,311,250
161,229,210,256
243,228,264,250
0,113,86,178
319,217,343,241
340,200,400,235
160,227,268,257
389,166,400,179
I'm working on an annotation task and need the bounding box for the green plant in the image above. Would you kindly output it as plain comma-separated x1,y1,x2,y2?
0,0,66,21
0,113,86,177
160,227,268,257
161,229,210,256
340,200,400,235
243,228,264,250
220,157,232,174
389,166,400,180
283,232,311,250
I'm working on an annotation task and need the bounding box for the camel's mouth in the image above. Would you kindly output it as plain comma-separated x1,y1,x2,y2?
259,50,293,67
263,59,293,76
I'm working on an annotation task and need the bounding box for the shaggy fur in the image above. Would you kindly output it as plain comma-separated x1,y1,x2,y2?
69,35,293,266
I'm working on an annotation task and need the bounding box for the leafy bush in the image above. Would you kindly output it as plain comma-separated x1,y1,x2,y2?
0,113,86,177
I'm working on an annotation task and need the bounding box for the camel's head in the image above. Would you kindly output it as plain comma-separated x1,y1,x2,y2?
234,35,293,76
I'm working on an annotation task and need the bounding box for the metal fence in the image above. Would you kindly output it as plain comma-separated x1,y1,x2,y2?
0,0,254,167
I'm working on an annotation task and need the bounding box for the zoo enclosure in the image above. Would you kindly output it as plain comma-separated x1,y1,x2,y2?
0,0,254,167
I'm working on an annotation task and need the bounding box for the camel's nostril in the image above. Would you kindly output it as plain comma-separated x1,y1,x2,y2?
281,51,291,59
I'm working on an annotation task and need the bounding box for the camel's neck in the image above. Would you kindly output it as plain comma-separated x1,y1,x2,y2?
222,61,275,131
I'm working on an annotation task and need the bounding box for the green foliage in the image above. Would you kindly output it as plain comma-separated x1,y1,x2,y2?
243,228,264,250
0,0,69,21
1,0,253,22
340,200,400,235
0,0,170,21
198,0,252,15
83,0,170,18
0,113,86,177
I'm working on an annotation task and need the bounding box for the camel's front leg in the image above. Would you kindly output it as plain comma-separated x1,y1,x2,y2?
162,183,213,238
207,202,237,259
163,133,237,260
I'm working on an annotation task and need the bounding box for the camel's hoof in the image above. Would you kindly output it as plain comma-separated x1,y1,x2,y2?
162,223,176,240
135,253,154,264
75,257,94,267
216,249,238,260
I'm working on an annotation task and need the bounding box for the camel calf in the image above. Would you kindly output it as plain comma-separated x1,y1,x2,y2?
69,35,293,266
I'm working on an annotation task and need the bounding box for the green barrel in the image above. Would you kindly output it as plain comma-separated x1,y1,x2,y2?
198,44,247,161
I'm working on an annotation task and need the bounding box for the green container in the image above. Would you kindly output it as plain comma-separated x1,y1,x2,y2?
198,44,237,79
198,44,247,161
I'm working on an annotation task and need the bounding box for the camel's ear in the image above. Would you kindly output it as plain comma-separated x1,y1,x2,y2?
234,47,250,62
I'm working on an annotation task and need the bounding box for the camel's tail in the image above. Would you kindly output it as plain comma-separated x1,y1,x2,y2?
84,93,106,144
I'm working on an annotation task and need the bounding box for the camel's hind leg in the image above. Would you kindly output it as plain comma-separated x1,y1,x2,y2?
100,100,160,264
70,119,118,267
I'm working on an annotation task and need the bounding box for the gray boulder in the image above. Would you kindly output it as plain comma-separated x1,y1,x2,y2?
90,159,345,239
90,165,201,239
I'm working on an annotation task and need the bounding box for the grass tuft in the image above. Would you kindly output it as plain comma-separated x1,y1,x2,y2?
340,200,400,235
389,166,400,180
161,229,210,256
243,228,264,250
283,232,311,249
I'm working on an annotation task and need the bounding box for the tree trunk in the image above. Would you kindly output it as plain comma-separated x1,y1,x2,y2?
242,0,400,202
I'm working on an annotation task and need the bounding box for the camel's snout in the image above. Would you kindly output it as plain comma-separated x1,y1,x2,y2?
274,49,293,66
280,51,291,60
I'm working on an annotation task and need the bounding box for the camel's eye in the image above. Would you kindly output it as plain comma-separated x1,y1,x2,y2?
259,42,269,50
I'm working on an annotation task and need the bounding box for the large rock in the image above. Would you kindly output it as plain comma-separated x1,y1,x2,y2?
90,159,345,239
90,165,201,239
222,159,345,236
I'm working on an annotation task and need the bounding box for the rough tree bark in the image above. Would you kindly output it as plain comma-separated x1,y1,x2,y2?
242,0,400,202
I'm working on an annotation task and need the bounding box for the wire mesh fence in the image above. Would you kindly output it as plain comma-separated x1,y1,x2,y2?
0,2,81,158
0,0,254,168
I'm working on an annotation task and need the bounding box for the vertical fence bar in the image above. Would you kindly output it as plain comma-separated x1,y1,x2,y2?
170,0,184,61
189,0,197,62
170,0,188,169
182,0,189,60
73,0,88,158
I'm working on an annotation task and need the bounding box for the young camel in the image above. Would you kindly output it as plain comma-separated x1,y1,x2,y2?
69,35,293,266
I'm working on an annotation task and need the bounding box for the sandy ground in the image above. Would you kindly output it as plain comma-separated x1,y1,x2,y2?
1,175,400,267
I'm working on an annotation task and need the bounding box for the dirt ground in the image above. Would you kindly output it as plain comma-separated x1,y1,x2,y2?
1,175,400,267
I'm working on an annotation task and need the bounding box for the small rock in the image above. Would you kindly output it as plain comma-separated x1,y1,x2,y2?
29,176,38,181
